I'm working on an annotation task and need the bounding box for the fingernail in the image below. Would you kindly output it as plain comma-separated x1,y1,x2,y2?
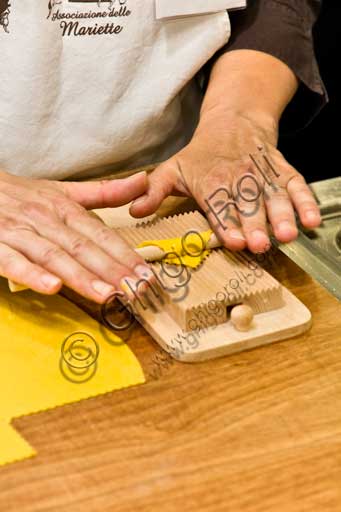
132,195,148,206
134,265,155,281
251,230,269,243
41,275,61,289
306,210,321,222
278,221,295,232
92,280,115,297
228,230,246,241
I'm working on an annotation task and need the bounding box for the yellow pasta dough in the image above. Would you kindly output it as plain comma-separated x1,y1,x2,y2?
0,279,145,466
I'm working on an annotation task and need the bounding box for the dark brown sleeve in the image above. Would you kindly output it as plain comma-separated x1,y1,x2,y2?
211,0,328,130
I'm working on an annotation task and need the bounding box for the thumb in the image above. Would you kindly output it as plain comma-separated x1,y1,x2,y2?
129,163,179,218
58,171,148,209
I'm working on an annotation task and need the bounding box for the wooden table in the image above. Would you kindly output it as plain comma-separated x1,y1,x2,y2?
1,199,341,512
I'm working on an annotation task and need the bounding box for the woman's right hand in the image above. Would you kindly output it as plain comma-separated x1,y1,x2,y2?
0,170,154,303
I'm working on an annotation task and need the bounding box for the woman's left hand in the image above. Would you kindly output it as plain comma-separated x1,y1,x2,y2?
129,107,321,254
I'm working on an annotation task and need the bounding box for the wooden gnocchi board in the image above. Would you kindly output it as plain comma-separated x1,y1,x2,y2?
96,207,312,363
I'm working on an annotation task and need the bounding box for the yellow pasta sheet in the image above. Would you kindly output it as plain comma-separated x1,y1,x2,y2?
0,279,145,466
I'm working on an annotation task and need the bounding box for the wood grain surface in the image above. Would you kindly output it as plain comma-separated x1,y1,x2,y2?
1,198,341,512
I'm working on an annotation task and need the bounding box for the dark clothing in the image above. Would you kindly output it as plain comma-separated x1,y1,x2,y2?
278,3,340,181
216,0,328,129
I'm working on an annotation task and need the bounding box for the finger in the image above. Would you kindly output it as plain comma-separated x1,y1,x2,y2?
59,171,148,209
26,242,116,303
130,163,179,218
21,201,155,299
1,226,118,303
264,185,298,243
0,242,62,295
13,200,155,301
196,180,247,252
235,173,270,253
286,174,321,229
56,208,156,298
66,210,154,278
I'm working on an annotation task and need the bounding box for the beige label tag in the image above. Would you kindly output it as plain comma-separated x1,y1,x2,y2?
156,0,247,20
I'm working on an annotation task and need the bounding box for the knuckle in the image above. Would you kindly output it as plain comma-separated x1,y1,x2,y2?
22,201,52,221
94,226,113,245
40,246,65,266
272,187,288,200
36,187,57,202
300,199,317,209
290,172,306,184
69,237,92,258
297,186,312,197
264,180,287,198
0,218,36,245
202,180,234,203
287,173,309,193
282,163,301,179
0,217,17,233
54,198,83,222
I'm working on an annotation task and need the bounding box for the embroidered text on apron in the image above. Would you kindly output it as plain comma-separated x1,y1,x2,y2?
0,1,231,180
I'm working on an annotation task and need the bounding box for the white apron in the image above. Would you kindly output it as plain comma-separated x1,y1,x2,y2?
0,1,231,180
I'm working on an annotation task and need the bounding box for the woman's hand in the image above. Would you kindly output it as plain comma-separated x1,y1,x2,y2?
130,50,322,254
130,109,321,253
0,170,154,302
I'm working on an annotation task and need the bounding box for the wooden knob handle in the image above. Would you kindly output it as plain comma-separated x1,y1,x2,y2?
230,305,254,332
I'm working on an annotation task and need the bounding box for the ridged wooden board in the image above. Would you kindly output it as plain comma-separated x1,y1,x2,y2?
112,210,312,362
118,212,282,303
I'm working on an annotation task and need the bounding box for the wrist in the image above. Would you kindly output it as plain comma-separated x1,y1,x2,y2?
200,103,278,130
196,105,279,147
201,50,298,127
